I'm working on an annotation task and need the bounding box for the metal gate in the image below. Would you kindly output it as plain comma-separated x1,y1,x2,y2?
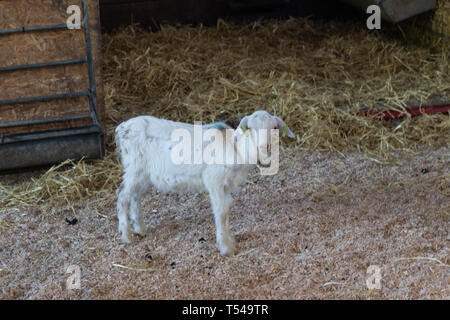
0,0,105,170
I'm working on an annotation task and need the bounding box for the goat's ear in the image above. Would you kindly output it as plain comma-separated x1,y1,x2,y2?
273,116,295,138
233,115,250,143
237,115,249,131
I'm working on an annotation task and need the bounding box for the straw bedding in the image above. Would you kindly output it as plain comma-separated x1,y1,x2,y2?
103,18,449,157
0,146,448,299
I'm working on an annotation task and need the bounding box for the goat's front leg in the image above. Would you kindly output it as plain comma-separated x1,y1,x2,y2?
224,192,235,247
208,185,236,256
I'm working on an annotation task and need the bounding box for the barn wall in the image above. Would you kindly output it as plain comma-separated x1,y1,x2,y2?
99,0,448,51
98,0,359,31
99,0,223,31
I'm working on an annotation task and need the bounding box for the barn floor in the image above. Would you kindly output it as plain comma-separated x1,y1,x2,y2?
0,146,448,299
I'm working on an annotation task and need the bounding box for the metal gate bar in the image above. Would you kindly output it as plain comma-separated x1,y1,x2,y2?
0,58,87,73
0,114,92,129
0,125,102,145
0,23,70,35
82,0,100,128
0,91,90,106
0,126,102,144
0,91,91,128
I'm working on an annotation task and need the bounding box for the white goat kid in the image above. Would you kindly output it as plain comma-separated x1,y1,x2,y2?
115,110,295,256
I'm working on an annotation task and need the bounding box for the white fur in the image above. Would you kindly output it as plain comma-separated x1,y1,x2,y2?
115,110,294,256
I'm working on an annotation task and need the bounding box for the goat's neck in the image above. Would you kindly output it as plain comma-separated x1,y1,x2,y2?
232,133,258,170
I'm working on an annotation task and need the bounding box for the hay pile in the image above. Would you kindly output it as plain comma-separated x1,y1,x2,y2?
0,156,120,217
0,17,449,215
102,18,449,155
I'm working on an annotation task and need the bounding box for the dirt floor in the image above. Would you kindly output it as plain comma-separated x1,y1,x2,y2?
0,146,448,299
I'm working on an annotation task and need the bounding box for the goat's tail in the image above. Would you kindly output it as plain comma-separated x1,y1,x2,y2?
114,123,127,165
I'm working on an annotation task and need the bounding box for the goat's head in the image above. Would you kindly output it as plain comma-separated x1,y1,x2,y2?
234,110,295,166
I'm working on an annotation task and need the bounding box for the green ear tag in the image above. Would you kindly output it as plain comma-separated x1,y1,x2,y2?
241,125,249,136
282,125,288,137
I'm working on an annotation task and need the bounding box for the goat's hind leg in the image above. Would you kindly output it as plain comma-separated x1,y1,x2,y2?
129,185,145,235
117,175,147,242
117,182,131,243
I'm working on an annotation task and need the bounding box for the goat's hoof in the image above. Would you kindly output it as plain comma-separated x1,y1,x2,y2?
121,235,131,244
219,244,236,257
132,224,146,234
